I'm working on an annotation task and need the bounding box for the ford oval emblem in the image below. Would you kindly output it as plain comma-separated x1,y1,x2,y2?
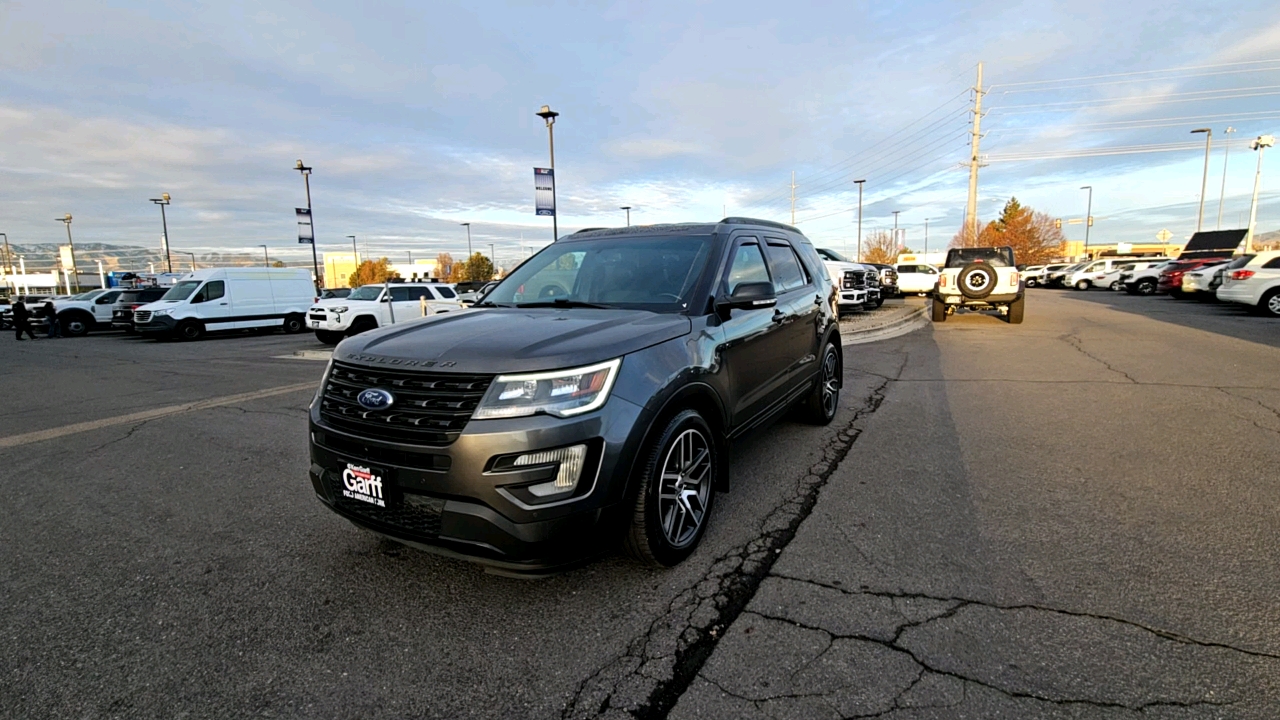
357,388,395,411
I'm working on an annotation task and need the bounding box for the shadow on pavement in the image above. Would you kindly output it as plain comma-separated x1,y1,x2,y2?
1033,288,1280,349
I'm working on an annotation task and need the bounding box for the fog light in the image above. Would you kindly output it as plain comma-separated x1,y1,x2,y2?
514,444,587,497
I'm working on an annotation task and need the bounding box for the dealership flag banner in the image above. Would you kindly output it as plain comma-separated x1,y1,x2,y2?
296,207,314,244
534,168,556,216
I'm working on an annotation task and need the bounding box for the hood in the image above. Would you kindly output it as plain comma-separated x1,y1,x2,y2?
823,260,871,273
336,307,692,374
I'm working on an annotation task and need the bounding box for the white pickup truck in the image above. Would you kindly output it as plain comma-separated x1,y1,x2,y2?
933,246,1024,324
51,288,125,336
815,248,879,312
308,282,463,345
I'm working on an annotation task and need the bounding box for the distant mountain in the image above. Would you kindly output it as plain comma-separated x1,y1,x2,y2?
1,243,292,273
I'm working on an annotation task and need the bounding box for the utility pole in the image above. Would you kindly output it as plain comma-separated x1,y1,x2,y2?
1218,127,1235,229
347,235,358,266
892,211,901,250
853,179,865,261
1245,135,1275,253
965,62,985,242
0,233,12,295
924,218,930,254
790,171,798,225
1081,186,1093,249
55,214,80,292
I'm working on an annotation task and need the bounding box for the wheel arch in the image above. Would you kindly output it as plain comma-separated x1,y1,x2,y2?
627,381,731,497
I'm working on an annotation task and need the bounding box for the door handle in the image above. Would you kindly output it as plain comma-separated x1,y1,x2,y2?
772,309,786,324
219,302,228,305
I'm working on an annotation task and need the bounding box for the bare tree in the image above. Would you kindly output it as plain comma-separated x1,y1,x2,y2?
861,230,900,264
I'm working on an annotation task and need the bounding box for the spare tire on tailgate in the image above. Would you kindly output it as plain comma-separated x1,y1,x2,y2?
957,263,998,299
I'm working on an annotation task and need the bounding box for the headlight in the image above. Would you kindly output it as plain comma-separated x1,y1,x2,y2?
474,358,621,419
329,306,348,313
152,309,173,316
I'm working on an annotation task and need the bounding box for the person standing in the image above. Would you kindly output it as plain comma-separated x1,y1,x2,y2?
13,301,37,340
42,301,61,339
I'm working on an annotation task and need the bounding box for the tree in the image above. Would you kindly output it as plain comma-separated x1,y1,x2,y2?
270,260,286,268
447,263,467,283
348,257,400,287
860,230,900,264
463,252,495,282
435,252,454,281
949,197,1066,264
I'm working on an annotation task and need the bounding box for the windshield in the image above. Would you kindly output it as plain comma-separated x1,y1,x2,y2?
483,234,713,312
348,285,385,301
816,248,849,262
161,280,201,301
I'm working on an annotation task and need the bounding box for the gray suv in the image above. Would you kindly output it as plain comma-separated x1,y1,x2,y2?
307,218,842,573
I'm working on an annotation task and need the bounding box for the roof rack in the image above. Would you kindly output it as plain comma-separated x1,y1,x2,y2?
719,217,802,233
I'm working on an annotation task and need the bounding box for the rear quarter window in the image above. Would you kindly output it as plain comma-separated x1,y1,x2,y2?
1263,257,1280,269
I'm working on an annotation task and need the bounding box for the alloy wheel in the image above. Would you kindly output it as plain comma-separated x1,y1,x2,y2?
821,347,839,418
657,428,712,548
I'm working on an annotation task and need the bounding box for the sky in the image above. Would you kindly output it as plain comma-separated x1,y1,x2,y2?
2,0,1279,270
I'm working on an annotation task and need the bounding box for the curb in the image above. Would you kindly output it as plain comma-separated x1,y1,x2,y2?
840,306,929,346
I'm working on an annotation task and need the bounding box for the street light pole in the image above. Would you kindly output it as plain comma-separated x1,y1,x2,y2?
620,206,631,226
1218,126,1235,230
347,235,359,266
259,245,269,268
1080,185,1093,249
55,214,80,292
150,193,173,273
536,105,560,242
461,223,472,259
1245,135,1275,253
489,243,496,271
924,218,930,254
1191,128,1212,233
294,160,321,287
0,233,12,295
892,211,901,251
180,251,197,271
853,179,865,261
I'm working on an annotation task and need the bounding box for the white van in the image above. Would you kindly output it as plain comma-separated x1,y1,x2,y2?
132,268,316,340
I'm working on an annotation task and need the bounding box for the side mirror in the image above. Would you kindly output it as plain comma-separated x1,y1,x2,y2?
381,295,392,302
718,282,777,315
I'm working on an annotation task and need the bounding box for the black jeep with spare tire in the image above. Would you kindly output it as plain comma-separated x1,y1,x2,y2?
307,218,842,574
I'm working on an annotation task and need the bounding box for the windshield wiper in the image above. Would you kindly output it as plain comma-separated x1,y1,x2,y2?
516,298,612,309
472,300,513,308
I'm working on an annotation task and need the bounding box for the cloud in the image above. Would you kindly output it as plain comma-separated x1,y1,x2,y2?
606,137,706,159
431,64,507,99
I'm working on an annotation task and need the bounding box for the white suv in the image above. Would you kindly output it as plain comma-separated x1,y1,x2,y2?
1217,251,1280,316
933,246,1024,324
815,248,876,312
309,282,463,345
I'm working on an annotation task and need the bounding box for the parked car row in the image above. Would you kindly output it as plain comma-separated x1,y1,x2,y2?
1026,251,1280,317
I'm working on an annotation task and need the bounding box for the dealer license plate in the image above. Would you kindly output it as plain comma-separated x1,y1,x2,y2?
339,462,390,507
311,320,321,328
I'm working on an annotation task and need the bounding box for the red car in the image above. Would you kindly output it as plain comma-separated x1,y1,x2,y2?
1158,258,1229,298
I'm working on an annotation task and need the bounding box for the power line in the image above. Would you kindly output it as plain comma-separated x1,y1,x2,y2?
989,84,1280,112
986,109,1280,135
992,64,1280,95
987,140,1210,162
987,57,1280,90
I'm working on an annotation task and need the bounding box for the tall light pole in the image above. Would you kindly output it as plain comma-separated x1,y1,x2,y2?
1245,135,1275,253
0,233,12,294
1191,128,1212,233
1218,126,1235,230
461,222,473,258
924,218,930,254
853,179,865,261
347,235,359,267
294,159,321,287
259,245,269,268
536,105,560,242
620,206,632,226
150,193,173,273
489,243,496,271
1080,186,1093,249
55,214,80,292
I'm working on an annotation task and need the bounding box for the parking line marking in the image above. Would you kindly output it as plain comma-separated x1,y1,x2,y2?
0,382,318,449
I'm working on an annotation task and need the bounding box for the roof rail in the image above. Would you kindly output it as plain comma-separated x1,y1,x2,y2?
571,227,609,234
719,217,802,233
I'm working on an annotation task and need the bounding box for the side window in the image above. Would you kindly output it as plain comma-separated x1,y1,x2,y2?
1263,257,1280,269
389,286,417,302
435,286,457,299
725,241,771,294
97,292,120,304
764,241,809,293
204,281,225,302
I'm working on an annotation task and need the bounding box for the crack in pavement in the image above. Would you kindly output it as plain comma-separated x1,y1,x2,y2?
560,372,895,720
1061,334,1139,384
87,419,152,453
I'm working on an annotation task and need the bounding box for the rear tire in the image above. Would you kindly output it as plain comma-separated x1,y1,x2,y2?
931,297,947,322
1007,296,1025,324
800,342,840,425
1169,290,1186,300
1025,278,1038,288
1075,280,1091,291
282,313,305,334
1135,279,1157,296
176,319,204,341
316,330,344,346
1259,289,1280,318
60,314,91,336
623,410,718,567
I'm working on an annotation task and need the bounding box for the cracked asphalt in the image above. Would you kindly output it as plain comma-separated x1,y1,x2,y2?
2,290,1278,719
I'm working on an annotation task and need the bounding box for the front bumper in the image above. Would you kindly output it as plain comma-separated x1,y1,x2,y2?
135,314,178,334
837,289,868,307
308,310,351,332
308,393,650,574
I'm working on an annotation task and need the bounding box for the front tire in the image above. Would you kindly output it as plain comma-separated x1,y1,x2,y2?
61,314,91,336
1075,280,1091,291
1109,281,1120,291
1025,278,1038,288
1258,289,1280,318
1135,279,1157,296
624,410,718,567
931,297,947,322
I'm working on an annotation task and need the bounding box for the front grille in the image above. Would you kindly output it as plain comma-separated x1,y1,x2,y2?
308,313,326,322
319,361,493,445
842,270,866,290
326,471,445,537
133,311,152,323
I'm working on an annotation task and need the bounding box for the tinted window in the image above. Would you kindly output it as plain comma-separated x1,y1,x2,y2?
946,248,1014,268
726,242,771,294
193,281,225,303
435,286,457,298
96,291,121,304
1264,257,1280,269
765,241,808,292
348,285,383,301
1225,255,1255,269
390,286,429,301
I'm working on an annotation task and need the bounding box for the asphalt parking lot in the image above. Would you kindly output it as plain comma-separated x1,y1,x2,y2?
3,291,1279,718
